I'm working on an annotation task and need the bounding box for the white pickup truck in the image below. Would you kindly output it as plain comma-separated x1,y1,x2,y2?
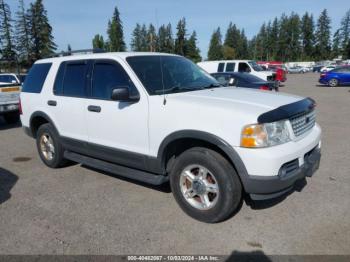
0,84,21,123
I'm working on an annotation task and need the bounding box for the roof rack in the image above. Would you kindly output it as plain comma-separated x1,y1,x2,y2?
46,48,106,58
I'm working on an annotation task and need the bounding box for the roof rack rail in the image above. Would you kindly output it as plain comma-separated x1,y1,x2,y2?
46,48,106,58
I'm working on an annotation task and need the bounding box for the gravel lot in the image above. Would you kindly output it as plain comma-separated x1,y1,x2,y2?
0,73,349,256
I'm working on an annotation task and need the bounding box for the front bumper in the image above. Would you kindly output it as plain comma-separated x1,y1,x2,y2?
246,146,321,200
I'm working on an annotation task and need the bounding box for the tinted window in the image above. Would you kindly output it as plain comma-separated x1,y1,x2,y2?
333,67,350,73
225,63,235,72
53,62,66,95
0,75,17,83
62,62,88,97
239,63,251,72
127,56,220,95
92,62,136,99
22,63,52,93
218,63,225,72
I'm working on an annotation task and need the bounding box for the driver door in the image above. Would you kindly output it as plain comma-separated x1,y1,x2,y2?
85,59,149,170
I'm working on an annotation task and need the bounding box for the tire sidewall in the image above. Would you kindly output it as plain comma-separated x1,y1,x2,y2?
170,148,242,223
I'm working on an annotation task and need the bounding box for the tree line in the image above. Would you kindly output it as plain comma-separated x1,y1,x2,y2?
1,0,350,71
0,0,56,69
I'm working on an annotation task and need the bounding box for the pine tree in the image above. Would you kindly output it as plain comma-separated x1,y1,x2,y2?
345,39,350,59
301,12,315,60
269,17,279,60
238,29,249,59
107,7,126,52
175,18,187,56
332,29,342,58
224,22,240,58
339,9,350,57
15,0,31,62
287,12,301,61
92,34,105,49
147,23,158,52
140,24,148,51
185,31,201,62
158,23,174,53
131,23,143,51
207,27,223,60
315,9,331,60
277,14,290,61
0,0,16,60
27,0,56,62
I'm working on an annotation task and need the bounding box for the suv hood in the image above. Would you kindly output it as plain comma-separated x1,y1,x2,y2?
169,87,303,115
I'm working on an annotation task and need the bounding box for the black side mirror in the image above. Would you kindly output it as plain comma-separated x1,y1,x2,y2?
111,87,140,102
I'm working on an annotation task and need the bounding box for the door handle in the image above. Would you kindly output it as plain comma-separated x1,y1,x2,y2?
47,100,57,106
88,105,101,113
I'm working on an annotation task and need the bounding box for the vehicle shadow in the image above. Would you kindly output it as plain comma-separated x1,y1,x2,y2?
226,250,272,262
0,167,19,205
245,178,307,210
81,165,172,193
0,117,21,131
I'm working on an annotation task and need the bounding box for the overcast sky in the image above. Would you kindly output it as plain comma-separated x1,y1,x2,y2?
7,0,349,57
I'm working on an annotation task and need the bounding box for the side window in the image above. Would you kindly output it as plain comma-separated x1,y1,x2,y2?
22,63,52,93
217,63,225,72
53,62,66,95
92,61,137,100
225,63,235,72
238,63,250,73
62,62,88,97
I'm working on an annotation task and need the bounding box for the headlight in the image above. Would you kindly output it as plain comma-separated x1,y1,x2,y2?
241,120,291,148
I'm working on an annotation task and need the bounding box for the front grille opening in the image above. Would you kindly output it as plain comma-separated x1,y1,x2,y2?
279,159,299,178
290,110,316,137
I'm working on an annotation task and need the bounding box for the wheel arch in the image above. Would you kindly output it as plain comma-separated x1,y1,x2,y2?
29,111,59,138
157,130,250,189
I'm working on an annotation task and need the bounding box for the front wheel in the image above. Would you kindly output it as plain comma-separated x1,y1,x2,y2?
328,78,338,87
170,147,242,223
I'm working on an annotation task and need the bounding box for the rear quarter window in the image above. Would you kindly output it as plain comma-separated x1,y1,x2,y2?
22,63,52,93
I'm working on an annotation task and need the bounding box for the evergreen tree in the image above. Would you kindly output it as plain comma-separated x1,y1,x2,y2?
222,45,235,60
0,0,15,60
107,7,126,52
345,39,350,59
287,12,301,61
315,9,331,60
140,24,148,51
158,23,174,53
185,31,201,62
301,12,315,60
255,23,267,60
207,27,223,60
15,0,31,62
332,29,342,58
237,29,249,59
92,34,105,49
175,18,187,56
130,23,142,51
27,0,56,62
277,14,290,61
147,23,158,52
269,17,279,60
339,9,350,56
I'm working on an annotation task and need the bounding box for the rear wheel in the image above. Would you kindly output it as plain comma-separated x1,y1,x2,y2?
36,123,67,168
4,112,19,124
328,78,338,87
170,147,242,223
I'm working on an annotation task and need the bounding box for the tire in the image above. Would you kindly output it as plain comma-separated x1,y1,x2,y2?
328,78,338,87
170,147,242,223
4,112,20,124
36,123,67,168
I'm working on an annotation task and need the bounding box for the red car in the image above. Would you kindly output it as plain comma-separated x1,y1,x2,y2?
257,61,287,87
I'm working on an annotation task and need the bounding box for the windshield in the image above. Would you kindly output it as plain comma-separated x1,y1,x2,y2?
127,55,220,95
248,61,264,72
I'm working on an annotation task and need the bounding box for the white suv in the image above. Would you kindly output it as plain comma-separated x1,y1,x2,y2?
21,52,322,223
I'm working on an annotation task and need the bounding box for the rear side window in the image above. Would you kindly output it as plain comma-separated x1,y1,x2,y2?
22,63,52,93
92,61,136,100
0,75,17,83
218,63,225,72
54,61,89,97
63,62,88,97
225,63,235,72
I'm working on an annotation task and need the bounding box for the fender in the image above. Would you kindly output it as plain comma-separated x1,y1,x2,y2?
156,130,250,185
29,111,60,137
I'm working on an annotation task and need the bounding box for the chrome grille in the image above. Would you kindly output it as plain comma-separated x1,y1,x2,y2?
290,110,316,137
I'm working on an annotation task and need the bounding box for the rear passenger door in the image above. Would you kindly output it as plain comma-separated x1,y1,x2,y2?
51,60,90,143
85,59,149,170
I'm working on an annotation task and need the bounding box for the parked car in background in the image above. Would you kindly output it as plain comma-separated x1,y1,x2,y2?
319,66,350,87
313,65,323,73
288,66,307,74
0,83,21,123
211,72,276,91
0,73,21,85
320,65,336,73
197,60,276,82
